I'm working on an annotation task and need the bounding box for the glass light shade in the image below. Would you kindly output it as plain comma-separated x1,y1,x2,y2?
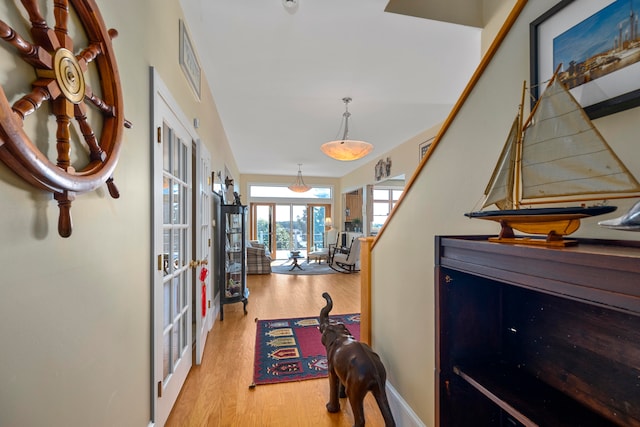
288,182,311,192
288,165,311,193
320,139,373,161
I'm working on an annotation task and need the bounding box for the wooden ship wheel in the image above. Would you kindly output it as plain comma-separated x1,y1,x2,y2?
0,0,130,237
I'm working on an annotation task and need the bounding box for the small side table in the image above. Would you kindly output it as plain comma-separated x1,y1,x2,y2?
289,252,304,271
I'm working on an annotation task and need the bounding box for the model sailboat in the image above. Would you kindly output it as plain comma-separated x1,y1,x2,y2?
466,69,640,246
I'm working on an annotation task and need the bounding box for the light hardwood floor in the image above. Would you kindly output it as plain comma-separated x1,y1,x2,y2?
166,268,387,427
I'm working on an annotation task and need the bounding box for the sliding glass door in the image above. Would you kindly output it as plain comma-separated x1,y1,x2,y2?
275,204,306,259
309,205,329,249
251,203,330,260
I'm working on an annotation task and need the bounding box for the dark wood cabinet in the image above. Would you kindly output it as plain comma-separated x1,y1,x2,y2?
435,236,640,427
219,204,248,320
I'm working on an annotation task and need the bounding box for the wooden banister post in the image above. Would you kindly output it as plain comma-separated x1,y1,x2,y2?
359,237,374,345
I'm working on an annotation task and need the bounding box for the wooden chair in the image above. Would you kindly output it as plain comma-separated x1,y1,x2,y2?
330,238,361,273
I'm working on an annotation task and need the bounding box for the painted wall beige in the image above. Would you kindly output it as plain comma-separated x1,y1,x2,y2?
370,1,640,426
0,1,235,425
2,1,639,426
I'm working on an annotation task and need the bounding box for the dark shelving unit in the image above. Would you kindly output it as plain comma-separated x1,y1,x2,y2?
218,204,248,320
435,236,640,427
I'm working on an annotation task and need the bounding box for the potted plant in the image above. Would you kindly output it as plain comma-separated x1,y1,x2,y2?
352,218,362,232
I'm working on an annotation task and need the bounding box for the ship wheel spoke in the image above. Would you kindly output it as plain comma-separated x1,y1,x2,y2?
74,102,104,161
73,103,121,199
54,190,75,238
20,0,60,52
84,85,116,117
53,98,74,171
11,84,54,121
84,86,133,128
0,20,53,69
105,176,120,198
77,42,103,70
53,0,73,49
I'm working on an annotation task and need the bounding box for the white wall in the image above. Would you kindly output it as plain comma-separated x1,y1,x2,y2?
482,0,517,53
0,1,235,425
370,1,640,426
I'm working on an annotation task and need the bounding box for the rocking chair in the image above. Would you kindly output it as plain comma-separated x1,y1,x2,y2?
330,238,361,273
328,232,348,264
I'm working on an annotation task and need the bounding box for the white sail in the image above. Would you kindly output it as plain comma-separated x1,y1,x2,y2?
520,78,640,201
483,117,519,209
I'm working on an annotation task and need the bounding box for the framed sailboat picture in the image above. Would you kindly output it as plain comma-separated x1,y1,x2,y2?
530,0,640,119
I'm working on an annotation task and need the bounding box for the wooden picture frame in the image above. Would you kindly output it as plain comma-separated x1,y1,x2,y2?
530,0,640,119
179,20,201,100
212,171,223,196
419,137,434,161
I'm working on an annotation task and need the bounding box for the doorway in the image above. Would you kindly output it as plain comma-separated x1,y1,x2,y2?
192,141,213,365
250,203,330,260
151,69,213,426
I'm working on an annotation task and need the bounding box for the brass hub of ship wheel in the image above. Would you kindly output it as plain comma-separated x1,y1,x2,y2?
53,48,86,104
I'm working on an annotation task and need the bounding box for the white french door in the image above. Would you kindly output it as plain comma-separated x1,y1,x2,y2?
151,70,195,426
193,142,213,365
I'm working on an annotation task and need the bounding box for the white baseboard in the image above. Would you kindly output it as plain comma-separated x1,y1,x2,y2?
386,382,426,427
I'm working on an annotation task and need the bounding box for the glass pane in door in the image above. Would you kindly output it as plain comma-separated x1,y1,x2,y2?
310,206,327,249
275,205,290,259
291,205,307,253
254,205,273,252
274,204,307,259
161,125,190,387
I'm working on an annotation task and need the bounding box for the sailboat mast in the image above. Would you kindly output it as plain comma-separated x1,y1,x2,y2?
522,64,563,130
514,81,526,209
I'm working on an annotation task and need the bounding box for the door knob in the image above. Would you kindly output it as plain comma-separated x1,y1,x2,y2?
189,259,209,268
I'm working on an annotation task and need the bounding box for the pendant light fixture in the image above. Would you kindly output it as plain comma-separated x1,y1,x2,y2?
321,97,373,161
288,164,311,193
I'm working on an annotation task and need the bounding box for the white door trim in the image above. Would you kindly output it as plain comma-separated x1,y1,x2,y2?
150,67,199,426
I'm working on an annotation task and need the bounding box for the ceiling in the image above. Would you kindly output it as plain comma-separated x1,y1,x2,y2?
178,0,483,179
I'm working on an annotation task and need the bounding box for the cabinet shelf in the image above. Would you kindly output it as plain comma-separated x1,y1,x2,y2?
436,236,640,427
453,362,615,427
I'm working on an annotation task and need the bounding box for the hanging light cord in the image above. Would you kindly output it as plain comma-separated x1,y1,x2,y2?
288,163,311,192
296,164,306,184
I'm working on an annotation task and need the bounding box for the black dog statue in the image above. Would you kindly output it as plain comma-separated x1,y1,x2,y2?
319,292,395,427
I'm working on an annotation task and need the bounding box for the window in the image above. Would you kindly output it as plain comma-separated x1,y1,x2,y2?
371,188,402,232
249,185,331,199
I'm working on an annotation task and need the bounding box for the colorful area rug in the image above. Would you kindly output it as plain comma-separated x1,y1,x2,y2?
253,313,360,385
